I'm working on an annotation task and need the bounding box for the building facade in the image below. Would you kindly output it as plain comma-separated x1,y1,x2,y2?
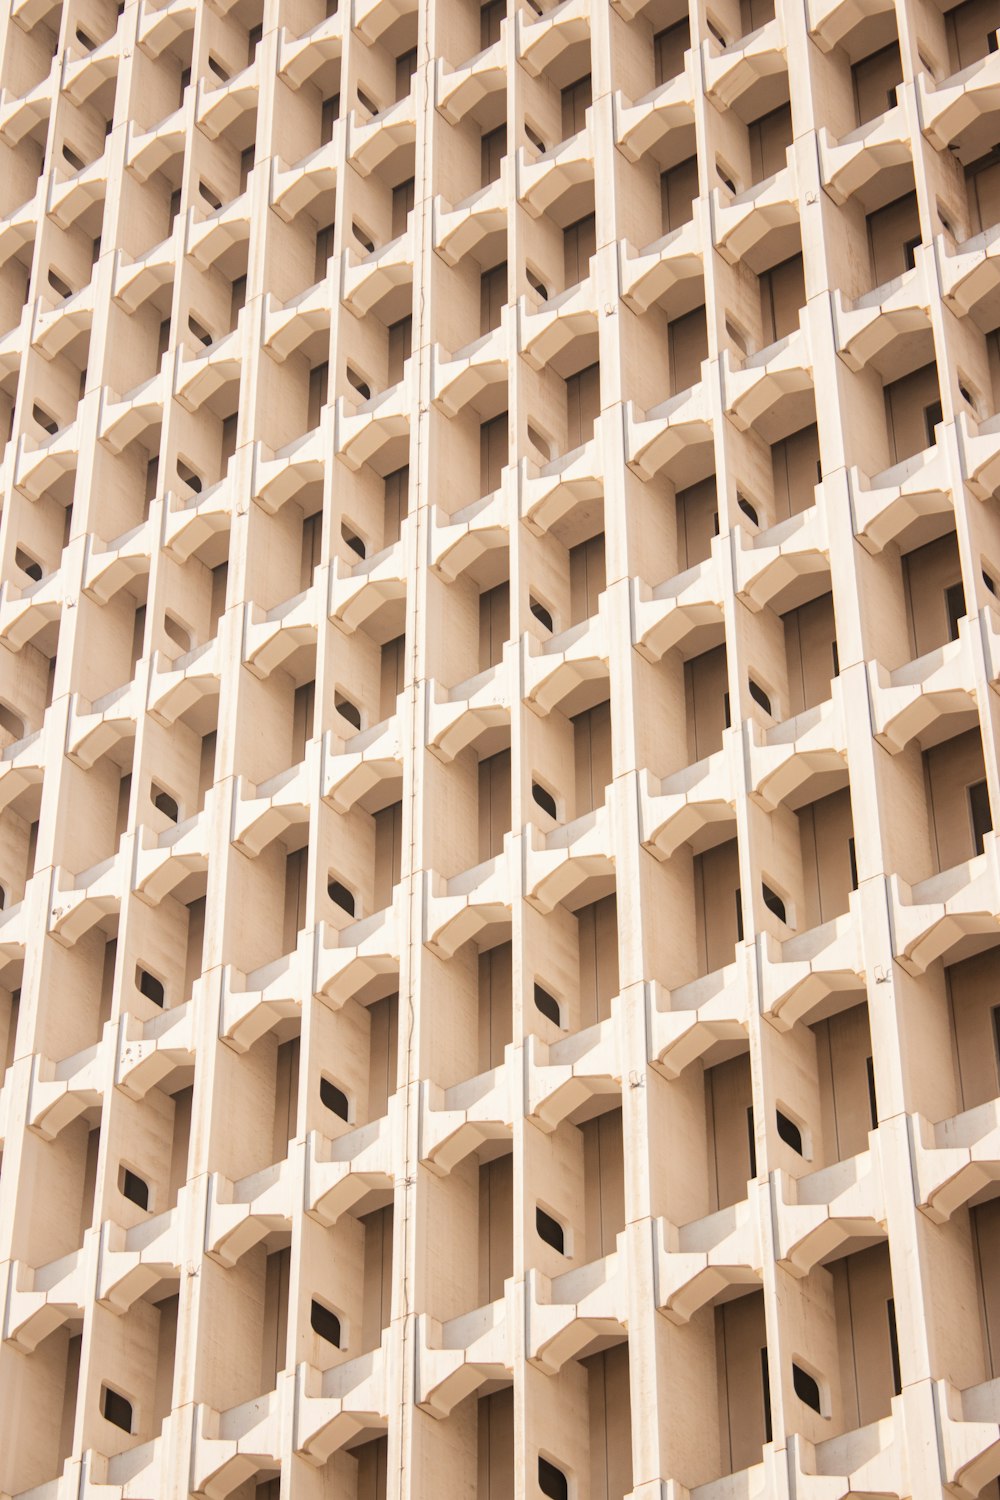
0,0,1000,1492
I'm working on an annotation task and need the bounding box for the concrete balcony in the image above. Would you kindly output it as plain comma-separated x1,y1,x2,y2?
526,1244,626,1372
252,424,326,514
14,416,79,499
639,743,737,861
962,410,1000,502
773,1142,885,1275
648,963,748,1079
62,33,119,107
232,746,315,856
293,1342,390,1465
347,94,417,178
424,841,513,957
99,365,168,452
244,577,322,679
913,1098,1000,1223
261,280,330,363
341,224,413,319
419,1061,514,1174
187,190,252,272
66,678,142,769
0,726,46,815
518,276,597,371
0,893,27,965
519,438,602,537
3,1237,94,1351
48,846,128,946
32,277,94,358
523,601,610,715
524,800,615,913
435,34,505,124
0,65,56,146
206,1150,298,1266
625,376,714,485
619,217,703,318
918,45,1000,152
97,1200,185,1314
733,503,828,613
703,18,785,113
134,795,213,906
940,223,1000,323
164,474,236,562
329,537,406,636
137,0,198,59
936,1377,1000,1500
195,59,259,141
525,1014,619,1131
747,691,846,813
713,160,798,270
28,1025,111,1142
631,545,726,661
819,104,911,209
334,364,412,473
891,834,1000,974
655,1197,761,1323
426,657,512,763
431,319,509,417
191,1387,282,1498
0,303,30,378
868,625,977,754
270,132,342,223
355,0,416,43
807,0,893,53
789,1403,904,1496
323,716,402,814
433,173,508,266
174,327,241,412
116,1000,196,1099
517,128,594,220
0,567,63,650
112,226,180,313
517,0,590,76
723,327,813,442
834,260,932,377
760,895,864,1028
125,104,186,183
220,940,306,1053
430,486,509,582
417,1294,513,1416
313,898,401,1007
47,149,106,230
277,11,342,89
0,181,43,265
850,443,951,554
306,1099,400,1225
614,66,696,167
148,637,222,725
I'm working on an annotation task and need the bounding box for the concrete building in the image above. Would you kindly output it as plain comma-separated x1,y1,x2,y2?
0,0,1000,1491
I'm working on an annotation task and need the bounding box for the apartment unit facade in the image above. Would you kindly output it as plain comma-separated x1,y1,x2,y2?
0,0,1000,1492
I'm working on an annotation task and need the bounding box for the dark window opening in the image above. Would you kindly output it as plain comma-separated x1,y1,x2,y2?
311,1299,342,1346
536,1206,565,1253
792,1362,822,1412
849,836,858,891
335,692,361,730
762,883,786,923
532,782,557,819
328,879,355,915
903,236,920,269
776,1109,804,1154
749,679,772,714
760,1347,772,1443
153,786,179,821
320,1076,350,1120
946,580,966,641
866,1055,878,1129
539,1458,569,1500
102,1386,133,1432
347,367,371,401
747,1105,757,1177
530,598,553,632
737,494,758,525
120,1167,149,1210
533,984,561,1026
137,967,164,1007
342,523,366,559
969,778,992,855
924,400,943,445
735,887,743,942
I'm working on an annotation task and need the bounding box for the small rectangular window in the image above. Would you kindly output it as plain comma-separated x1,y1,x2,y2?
536,1206,565,1254
102,1386,133,1432
746,1105,757,1178
120,1167,150,1210
887,1298,901,1394
735,888,743,942
866,1055,878,1128
760,1346,772,1443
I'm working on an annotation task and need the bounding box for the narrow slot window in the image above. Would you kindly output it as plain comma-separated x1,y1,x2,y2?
887,1299,901,1394
320,1076,350,1120
760,1347,772,1443
532,782,557,819
747,1105,757,1177
969,779,992,855
120,1167,150,1210
776,1109,804,1154
533,984,561,1026
792,1362,822,1413
311,1299,342,1346
735,887,743,942
866,1055,878,1128
946,580,966,641
536,1206,565,1254
102,1386,133,1432
849,836,858,891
